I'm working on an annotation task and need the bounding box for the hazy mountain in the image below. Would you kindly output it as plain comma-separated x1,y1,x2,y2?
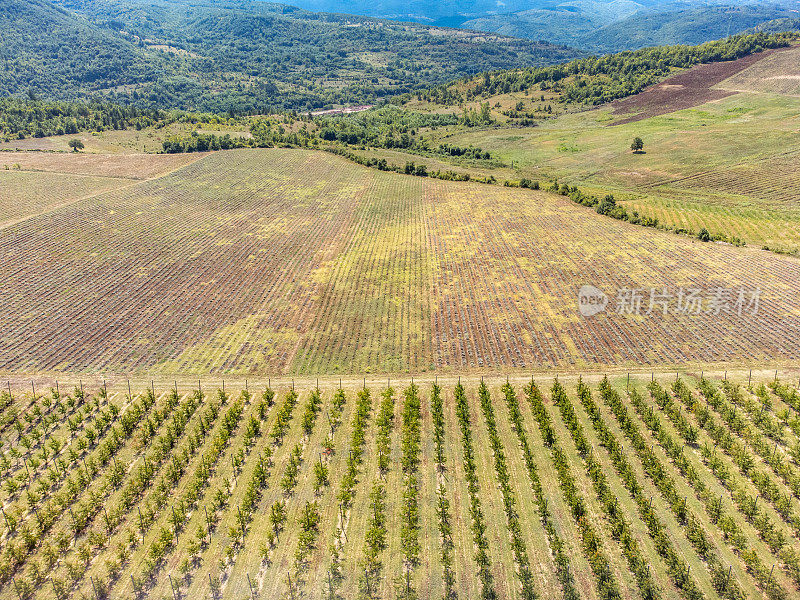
459,1,799,49
581,4,800,51
273,0,548,20
286,0,800,51
459,0,645,45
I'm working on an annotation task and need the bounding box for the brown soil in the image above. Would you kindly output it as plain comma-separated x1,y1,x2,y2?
609,49,776,125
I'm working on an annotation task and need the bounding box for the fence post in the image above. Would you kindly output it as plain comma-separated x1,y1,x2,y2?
169,574,178,600
248,573,256,598
288,572,295,600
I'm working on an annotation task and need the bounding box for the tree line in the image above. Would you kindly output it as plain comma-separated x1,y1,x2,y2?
415,32,797,107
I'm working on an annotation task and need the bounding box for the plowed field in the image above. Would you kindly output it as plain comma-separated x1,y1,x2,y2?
1,149,798,375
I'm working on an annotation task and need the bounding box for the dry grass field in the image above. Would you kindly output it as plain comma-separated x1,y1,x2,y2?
715,45,800,96
0,148,798,376
1,372,800,600
0,171,129,229
0,152,206,229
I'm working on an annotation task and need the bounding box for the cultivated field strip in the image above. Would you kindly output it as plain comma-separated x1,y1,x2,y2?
0,151,365,373
0,388,148,570
0,171,130,229
619,194,800,253
1,149,799,375
622,146,800,252
667,154,800,207
1,375,800,598
0,153,205,181
427,178,800,370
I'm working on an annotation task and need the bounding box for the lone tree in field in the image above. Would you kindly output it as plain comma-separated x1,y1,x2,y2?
630,137,644,153
68,139,84,153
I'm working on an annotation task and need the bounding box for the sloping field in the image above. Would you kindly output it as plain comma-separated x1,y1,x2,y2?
2,373,800,600
0,152,207,229
716,44,800,96
648,149,800,208
0,170,130,228
609,49,777,124
0,152,204,180
0,148,798,375
441,90,800,252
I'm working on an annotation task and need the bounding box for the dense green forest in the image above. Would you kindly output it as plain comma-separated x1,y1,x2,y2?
416,31,798,106
0,0,165,102
0,0,579,113
0,98,182,141
749,17,800,33
160,106,492,160
5,31,796,150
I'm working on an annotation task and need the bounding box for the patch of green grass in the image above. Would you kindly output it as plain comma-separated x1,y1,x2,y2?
403,92,800,251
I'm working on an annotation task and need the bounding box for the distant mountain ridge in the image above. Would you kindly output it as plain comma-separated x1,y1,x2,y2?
286,0,800,52
4,0,797,114
579,4,800,51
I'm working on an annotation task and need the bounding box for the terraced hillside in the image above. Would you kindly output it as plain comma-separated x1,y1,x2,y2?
1,373,800,600
0,149,798,375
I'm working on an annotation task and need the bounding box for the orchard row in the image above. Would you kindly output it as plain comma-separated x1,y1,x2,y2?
0,373,798,599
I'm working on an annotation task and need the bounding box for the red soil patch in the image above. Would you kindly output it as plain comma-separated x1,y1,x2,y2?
609,49,776,125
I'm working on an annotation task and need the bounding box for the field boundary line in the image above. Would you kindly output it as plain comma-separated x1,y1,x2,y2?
0,152,210,232
1,169,138,181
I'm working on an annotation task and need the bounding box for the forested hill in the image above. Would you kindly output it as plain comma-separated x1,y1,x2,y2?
581,5,800,52
0,0,580,113
0,0,164,101
749,16,800,33
412,31,797,106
